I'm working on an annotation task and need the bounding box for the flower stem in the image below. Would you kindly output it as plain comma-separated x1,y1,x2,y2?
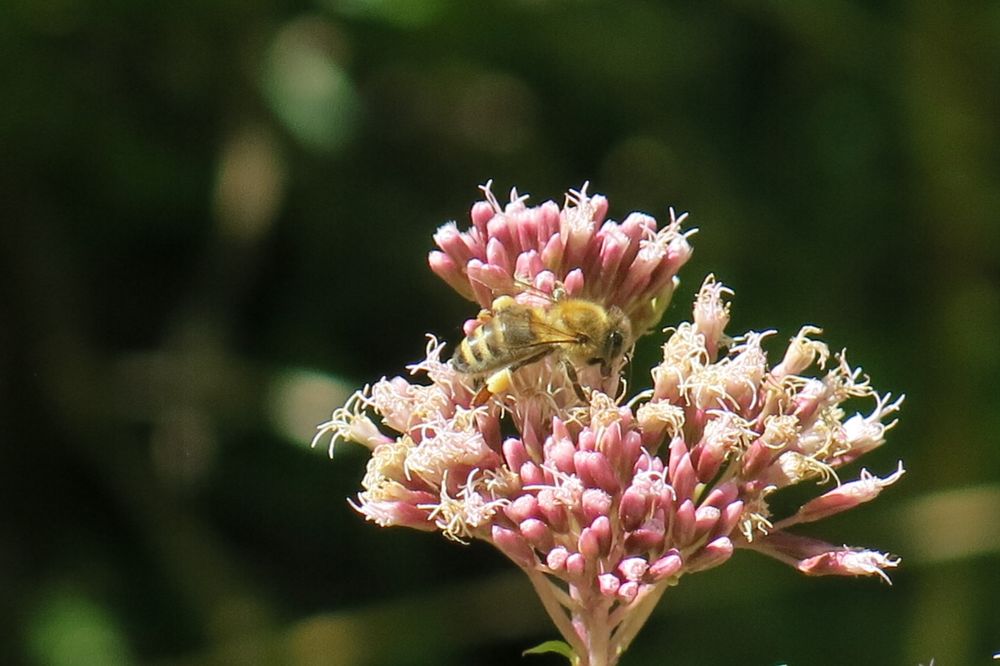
610,580,671,657
525,569,587,659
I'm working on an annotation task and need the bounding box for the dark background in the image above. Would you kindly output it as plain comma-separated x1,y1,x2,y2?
2,1,998,665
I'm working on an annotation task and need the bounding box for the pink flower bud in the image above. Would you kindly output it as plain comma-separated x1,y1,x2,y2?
577,429,598,452
694,439,726,482
579,526,602,559
566,552,587,578
428,251,473,300
574,450,620,494
470,200,495,230
618,557,649,582
486,237,511,274
626,524,665,552
492,525,536,568
504,494,539,523
797,549,900,584
670,451,697,502
502,438,529,472
597,227,629,281
619,487,651,532
486,216,514,252
599,421,624,470
693,505,721,540
540,234,563,271
701,482,739,511
433,223,474,263
686,537,733,573
622,431,643,467
564,267,586,296
673,499,696,547
667,436,687,481
546,546,569,571
590,516,612,555
649,550,683,581
598,573,621,597
716,501,744,538
581,488,613,524
551,417,572,444
617,580,640,604
537,489,569,533
546,437,577,474
520,518,554,552
740,439,775,478
794,464,905,525
519,461,545,486
515,250,544,278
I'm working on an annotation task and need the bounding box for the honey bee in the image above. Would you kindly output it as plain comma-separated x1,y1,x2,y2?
451,293,633,402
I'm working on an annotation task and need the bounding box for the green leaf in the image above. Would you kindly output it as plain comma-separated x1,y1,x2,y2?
523,640,578,664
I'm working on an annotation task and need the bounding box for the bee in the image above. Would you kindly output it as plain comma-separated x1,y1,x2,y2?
451,293,633,402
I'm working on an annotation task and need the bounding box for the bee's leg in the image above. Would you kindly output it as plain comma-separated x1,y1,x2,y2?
473,352,549,406
562,360,589,402
508,351,549,373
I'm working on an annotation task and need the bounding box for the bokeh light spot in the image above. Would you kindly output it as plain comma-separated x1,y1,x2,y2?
261,17,361,153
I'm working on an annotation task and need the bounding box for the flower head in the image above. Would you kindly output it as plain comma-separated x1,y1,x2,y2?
316,184,904,666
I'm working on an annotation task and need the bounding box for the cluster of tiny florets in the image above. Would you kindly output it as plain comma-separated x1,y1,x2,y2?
315,184,903,666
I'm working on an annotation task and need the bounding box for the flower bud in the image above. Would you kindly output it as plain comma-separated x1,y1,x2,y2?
797,549,900,584
537,489,569,533
574,450,620,494
795,464,905,525
701,482,739,511
564,268,586,296
566,552,587,579
433,222,474,264
670,451,696,502
504,494,539,523
617,557,649,582
649,550,683,581
519,461,545,487
619,486,651,532
545,436,577,474
673,499,696,547
470,200,495,230
598,573,621,597
617,580,640,604
546,546,569,571
492,525,536,568
520,518,554,552
581,488,613,524
515,250,544,279
626,524,665,552
502,438,529,472
716,501,744,539
693,505,721,541
686,537,733,573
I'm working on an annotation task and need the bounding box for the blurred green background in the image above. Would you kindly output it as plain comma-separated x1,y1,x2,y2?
2,1,998,665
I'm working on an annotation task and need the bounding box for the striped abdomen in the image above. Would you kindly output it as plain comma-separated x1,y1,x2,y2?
451,304,541,375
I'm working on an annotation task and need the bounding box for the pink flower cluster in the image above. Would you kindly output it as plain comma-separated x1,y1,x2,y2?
315,184,903,666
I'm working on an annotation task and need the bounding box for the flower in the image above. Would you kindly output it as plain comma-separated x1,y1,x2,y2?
315,184,904,666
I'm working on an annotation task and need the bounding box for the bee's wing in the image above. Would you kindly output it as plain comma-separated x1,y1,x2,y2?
468,271,561,305
493,307,578,359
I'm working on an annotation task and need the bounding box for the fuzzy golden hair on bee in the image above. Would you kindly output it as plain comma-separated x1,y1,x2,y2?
450,290,633,403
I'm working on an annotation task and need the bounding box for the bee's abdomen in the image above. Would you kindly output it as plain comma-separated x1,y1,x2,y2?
452,308,534,375
453,323,505,374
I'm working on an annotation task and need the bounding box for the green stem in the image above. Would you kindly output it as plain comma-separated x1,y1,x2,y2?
609,579,672,657
526,569,587,660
